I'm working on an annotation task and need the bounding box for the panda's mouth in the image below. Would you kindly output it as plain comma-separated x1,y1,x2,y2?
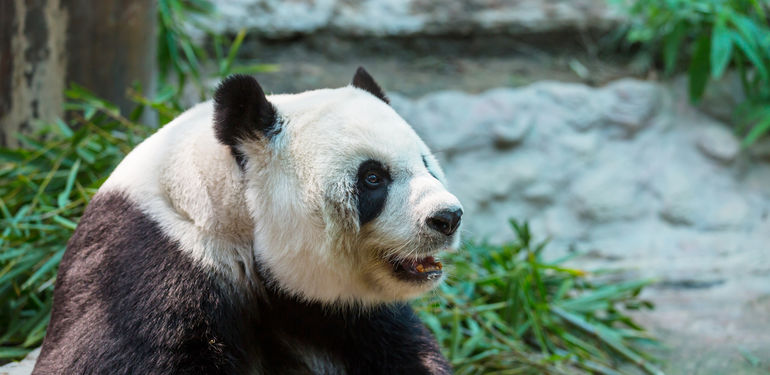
388,255,443,282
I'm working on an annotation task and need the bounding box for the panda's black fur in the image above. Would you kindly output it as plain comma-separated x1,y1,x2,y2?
213,74,278,168
355,159,391,225
33,192,256,374
32,69,452,374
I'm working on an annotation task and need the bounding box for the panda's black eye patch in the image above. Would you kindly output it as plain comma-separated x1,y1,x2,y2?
356,160,391,225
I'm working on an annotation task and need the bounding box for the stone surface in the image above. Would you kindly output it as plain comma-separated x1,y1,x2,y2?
601,79,662,135
0,348,38,375
391,79,770,374
193,0,626,38
388,79,769,250
696,124,741,163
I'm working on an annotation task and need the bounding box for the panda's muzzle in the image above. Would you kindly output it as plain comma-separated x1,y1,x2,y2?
389,255,443,282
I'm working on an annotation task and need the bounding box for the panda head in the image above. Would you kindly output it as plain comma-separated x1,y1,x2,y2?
213,68,463,306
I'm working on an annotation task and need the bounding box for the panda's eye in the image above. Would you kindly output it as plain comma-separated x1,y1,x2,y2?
356,160,390,192
365,172,382,187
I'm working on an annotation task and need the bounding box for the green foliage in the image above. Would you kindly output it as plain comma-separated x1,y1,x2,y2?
415,221,662,375
620,0,770,145
157,0,215,94
0,86,162,359
156,0,277,105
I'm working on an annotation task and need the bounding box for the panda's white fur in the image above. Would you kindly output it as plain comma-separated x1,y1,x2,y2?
101,82,461,306
101,102,258,285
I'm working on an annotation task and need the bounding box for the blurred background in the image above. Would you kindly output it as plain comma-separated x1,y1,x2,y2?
1,1,769,374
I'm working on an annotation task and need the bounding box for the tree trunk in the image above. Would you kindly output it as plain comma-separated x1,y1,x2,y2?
0,0,156,147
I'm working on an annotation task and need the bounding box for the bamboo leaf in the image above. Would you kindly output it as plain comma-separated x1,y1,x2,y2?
57,159,81,209
710,19,733,78
52,215,78,230
0,347,32,359
730,31,769,80
21,249,64,290
220,29,247,76
689,35,711,102
742,112,770,146
663,22,688,75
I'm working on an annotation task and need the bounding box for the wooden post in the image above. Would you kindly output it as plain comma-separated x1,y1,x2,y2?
0,0,156,147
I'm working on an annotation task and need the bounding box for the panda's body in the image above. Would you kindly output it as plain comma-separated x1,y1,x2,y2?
32,69,461,374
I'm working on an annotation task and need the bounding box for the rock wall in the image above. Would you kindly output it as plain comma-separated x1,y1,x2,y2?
196,0,625,38
390,79,769,285
392,80,770,371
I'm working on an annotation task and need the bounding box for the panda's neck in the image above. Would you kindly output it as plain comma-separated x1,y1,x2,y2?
102,114,259,288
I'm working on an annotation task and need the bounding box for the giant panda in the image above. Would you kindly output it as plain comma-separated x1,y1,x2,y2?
32,68,463,374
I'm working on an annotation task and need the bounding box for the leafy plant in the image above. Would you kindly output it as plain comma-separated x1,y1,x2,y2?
157,0,277,106
415,221,662,375
157,0,215,96
0,86,162,360
619,0,770,145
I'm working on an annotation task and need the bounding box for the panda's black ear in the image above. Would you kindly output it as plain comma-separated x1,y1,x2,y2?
351,67,389,104
213,74,279,149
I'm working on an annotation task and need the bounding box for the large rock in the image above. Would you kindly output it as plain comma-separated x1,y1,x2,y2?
696,124,740,163
570,162,652,223
393,79,769,280
396,83,770,370
195,0,626,38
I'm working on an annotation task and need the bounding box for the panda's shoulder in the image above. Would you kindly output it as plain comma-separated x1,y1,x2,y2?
40,191,255,373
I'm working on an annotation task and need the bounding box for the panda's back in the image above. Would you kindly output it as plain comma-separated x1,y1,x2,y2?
33,191,257,374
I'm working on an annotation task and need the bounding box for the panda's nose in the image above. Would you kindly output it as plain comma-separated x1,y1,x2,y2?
426,208,463,236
